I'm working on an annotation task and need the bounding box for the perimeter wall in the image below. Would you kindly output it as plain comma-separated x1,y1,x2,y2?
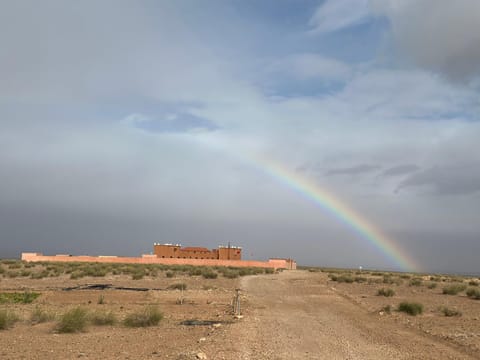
21,253,297,270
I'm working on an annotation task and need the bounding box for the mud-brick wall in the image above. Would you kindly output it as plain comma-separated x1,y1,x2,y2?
21,252,295,270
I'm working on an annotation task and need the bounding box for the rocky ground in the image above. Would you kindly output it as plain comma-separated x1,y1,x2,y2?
0,261,479,359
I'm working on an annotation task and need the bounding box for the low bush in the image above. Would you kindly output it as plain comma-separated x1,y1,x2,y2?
90,311,116,326
442,284,467,295
123,306,163,327
30,306,55,323
399,274,411,279
354,276,367,283
56,307,89,333
329,274,354,283
0,292,40,304
265,268,275,274
222,270,239,279
468,280,479,287
8,262,22,269
168,283,187,291
165,271,175,278
0,309,19,330
202,270,218,279
131,270,145,280
466,288,480,300
398,302,423,316
440,307,461,317
188,268,203,276
409,278,423,286
427,282,438,289
377,288,395,297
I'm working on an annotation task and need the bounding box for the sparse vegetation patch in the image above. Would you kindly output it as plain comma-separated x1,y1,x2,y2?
440,307,462,317
168,283,187,290
0,309,19,330
123,306,163,327
442,284,467,295
466,288,480,300
409,278,423,286
0,292,40,304
56,307,89,333
398,302,423,316
377,288,395,297
30,306,55,324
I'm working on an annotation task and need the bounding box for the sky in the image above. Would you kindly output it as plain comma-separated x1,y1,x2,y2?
1,0,479,274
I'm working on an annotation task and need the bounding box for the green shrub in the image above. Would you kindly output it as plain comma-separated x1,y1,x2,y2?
123,306,162,327
409,278,423,286
168,283,187,290
329,274,354,283
400,274,411,279
90,311,116,326
265,268,274,274
377,288,395,297
442,284,467,295
0,292,40,304
8,262,22,269
468,280,479,286
398,302,423,316
466,288,480,300
31,270,50,279
430,276,442,282
30,306,55,323
440,307,461,317
202,270,218,279
0,309,19,330
165,271,175,278
188,267,203,276
222,270,239,279
70,271,84,280
131,270,145,280
383,276,395,284
354,276,367,283
427,282,437,289
56,307,89,333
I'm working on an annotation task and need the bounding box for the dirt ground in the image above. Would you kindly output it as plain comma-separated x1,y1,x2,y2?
1,266,479,359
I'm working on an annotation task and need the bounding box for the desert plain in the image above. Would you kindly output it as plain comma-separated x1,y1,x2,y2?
0,260,479,359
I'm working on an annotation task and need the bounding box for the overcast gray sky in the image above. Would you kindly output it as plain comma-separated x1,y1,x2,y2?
1,0,479,274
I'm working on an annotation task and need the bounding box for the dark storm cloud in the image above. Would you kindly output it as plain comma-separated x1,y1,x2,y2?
381,164,419,177
397,165,480,195
325,164,381,176
372,0,480,83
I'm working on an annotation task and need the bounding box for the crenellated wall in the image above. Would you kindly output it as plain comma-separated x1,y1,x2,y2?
21,252,297,270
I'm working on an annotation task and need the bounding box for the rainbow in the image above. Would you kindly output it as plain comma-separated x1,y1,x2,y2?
253,155,419,272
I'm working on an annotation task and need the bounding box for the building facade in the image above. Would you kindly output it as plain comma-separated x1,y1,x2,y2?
153,243,242,260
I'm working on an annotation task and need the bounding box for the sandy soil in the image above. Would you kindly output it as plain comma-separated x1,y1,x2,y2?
1,267,479,359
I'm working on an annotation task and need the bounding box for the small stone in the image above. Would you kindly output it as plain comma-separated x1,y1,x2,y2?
198,337,207,343
212,323,222,328
196,352,207,359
